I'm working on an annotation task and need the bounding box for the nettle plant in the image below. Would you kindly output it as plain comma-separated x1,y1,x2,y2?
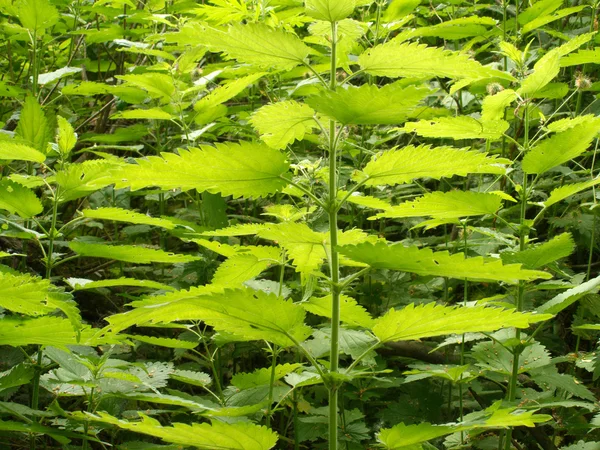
2,0,600,448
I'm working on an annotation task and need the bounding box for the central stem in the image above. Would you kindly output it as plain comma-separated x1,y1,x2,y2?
328,20,340,450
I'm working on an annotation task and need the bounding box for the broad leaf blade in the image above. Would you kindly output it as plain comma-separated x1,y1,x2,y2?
373,303,550,343
372,191,502,220
70,242,201,264
197,23,311,70
0,179,43,218
106,142,290,198
522,119,600,174
338,241,551,283
359,41,513,80
544,177,600,208
501,232,575,269
404,116,509,140
538,275,600,315
307,83,431,125
82,412,278,450
0,141,46,163
305,0,355,22
356,145,510,187
250,100,317,149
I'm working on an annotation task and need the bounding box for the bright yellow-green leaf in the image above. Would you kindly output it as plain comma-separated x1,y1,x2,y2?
56,116,77,156
544,177,600,208
197,23,311,70
307,83,431,125
372,191,503,220
338,241,552,283
106,142,290,198
0,141,46,163
70,241,201,264
304,294,374,328
404,116,509,140
195,72,266,111
501,232,575,269
372,302,551,343
305,0,355,22
522,119,600,174
81,412,278,450
250,100,318,149
359,41,514,81
0,179,43,218
356,145,510,187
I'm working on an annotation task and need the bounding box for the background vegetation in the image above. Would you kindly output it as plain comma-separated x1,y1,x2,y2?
1,0,600,448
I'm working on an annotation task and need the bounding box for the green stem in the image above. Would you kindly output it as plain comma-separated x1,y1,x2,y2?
30,31,39,97
29,350,43,450
503,102,530,450
328,20,340,450
266,345,279,427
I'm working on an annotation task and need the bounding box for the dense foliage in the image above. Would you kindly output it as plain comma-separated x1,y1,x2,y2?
1,0,600,448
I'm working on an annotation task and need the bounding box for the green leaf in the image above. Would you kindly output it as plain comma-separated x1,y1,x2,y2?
106,288,311,347
305,0,355,22
82,412,278,450
111,108,175,120
544,177,600,208
359,41,513,80
0,179,43,218
501,232,575,269
66,277,175,291
518,50,561,96
107,142,290,198
371,191,502,220
561,48,600,67
519,33,594,95
69,241,201,264
56,160,123,203
356,145,510,187
15,96,50,153
125,335,199,349
472,339,551,374
518,0,562,25
250,100,318,149
257,223,371,274
0,364,35,393
304,294,374,328
0,316,115,347
37,67,82,85
307,83,431,125
16,0,58,34
232,363,302,390
481,89,518,121
116,73,177,102
56,116,77,157
404,116,509,140
531,372,595,401
81,207,183,230
538,275,600,315
0,272,56,316
0,420,78,445
372,303,550,343
170,370,212,386
522,119,600,174
407,16,495,40
343,192,393,210
338,241,552,283
197,23,311,71
378,405,550,449
522,5,587,34
195,72,265,111
0,141,46,163
212,253,278,286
